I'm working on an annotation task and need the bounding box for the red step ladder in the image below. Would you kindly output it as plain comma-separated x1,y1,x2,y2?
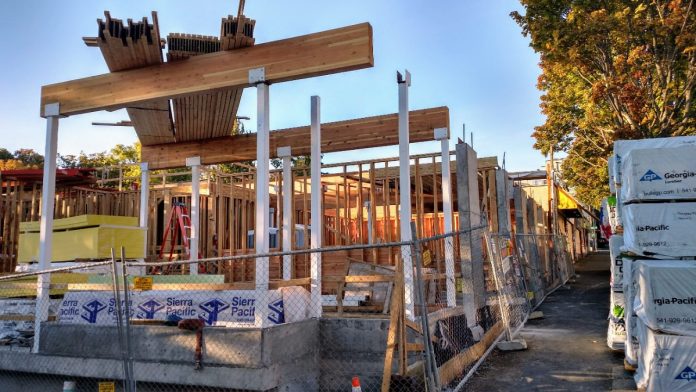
157,202,204,274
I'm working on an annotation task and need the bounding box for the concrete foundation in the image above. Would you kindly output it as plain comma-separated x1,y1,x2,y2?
0,316,441,391
0,319,319,391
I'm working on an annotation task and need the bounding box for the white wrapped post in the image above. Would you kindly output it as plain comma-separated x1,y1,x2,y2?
186,156,201,275
310,96,322,318
251,67,270,327
397,70,415,320
435,127,456,307
278,146,293,280
33,103,60,353
139,162,150,260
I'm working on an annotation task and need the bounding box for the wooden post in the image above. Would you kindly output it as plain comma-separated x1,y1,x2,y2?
435,128,456,307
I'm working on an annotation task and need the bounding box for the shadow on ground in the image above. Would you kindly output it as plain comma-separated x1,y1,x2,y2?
466,252,631,391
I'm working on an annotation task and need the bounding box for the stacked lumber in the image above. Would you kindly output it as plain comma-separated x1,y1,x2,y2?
220,14,256,49
166,12,256,142
93,12,175,145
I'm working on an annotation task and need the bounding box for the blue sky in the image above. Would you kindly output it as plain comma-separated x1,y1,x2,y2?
0,1,545,172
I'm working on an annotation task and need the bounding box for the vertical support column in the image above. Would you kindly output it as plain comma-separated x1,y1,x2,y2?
496,169,511,235
278,146,293,281
34,103,60,353
186,157,201,275
513,185,525,235
365,201,373,244
397,70,415,320
456,142,485,328
250,68,270,327
139,163,150,261
310,96,322,318
434,128,456,308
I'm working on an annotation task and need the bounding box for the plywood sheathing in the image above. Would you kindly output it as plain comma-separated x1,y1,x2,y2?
95,11,175,145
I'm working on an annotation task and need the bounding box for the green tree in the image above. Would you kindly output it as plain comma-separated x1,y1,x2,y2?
13,148,44,168
0,148,13,161
513,0,695,207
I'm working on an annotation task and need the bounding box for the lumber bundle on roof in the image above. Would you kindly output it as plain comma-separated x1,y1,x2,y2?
50,22,373,118
166,17,254,141
94,12,175,145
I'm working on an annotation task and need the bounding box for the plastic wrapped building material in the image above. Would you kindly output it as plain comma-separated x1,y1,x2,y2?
622,203,696,257
621,146,696,203
634,260,696,336
609,154,617,194
609,235,624,291
614,136,696,185
634,323,696,392
607,291,626,351
622,257,640,366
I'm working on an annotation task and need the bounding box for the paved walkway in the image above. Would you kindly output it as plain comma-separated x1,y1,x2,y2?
467,252,632,391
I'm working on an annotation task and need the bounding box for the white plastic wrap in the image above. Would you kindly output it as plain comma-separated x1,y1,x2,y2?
634,322,696,391
622,203,696,257
614,136,696,185
634,260,696,336
607,291,626,350
609,154,617,194
622,257,639,366
609,235,624,291
621,146,696,203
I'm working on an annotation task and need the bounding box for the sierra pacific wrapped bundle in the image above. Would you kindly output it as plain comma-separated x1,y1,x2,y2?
634,260,696,336
621,146,696,203
614,136,696,186
609,235,624,291
622,203,696,257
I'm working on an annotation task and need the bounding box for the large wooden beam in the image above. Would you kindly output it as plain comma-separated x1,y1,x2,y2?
142,106,450,170
40,23,373,117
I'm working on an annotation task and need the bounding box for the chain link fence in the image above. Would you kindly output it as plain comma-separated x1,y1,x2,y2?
0,227,576,392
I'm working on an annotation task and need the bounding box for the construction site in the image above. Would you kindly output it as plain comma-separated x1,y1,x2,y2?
1,1,693,392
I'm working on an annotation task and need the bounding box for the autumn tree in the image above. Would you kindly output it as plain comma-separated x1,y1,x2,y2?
513,0,695,207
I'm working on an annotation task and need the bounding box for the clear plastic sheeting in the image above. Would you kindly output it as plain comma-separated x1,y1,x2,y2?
621,203,696,257
621,146,696,203
634,260,696,336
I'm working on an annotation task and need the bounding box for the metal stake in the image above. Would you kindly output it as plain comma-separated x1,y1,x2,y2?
121,248,136,392
110,249,130,390
410,222,441,391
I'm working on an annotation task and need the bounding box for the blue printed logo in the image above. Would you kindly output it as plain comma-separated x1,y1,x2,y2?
137,299,165,319
81,299,107,324
199,298,230,325
640,170,662,182
268,299,285,324
676,366,696,381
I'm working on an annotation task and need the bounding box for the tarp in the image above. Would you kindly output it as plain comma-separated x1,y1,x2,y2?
614,136,696,185
634,321,696,391
621,146,696,203
609,235,624,291
622,203,696,257
634,260,696,336
58,287,311,328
